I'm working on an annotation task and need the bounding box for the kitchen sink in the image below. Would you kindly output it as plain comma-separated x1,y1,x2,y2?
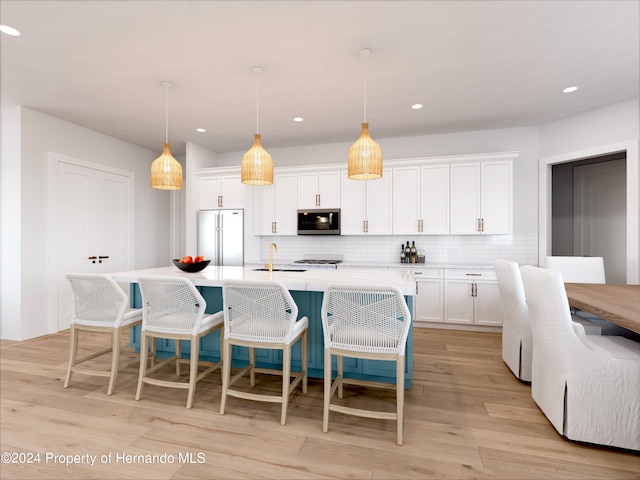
252,268,307,272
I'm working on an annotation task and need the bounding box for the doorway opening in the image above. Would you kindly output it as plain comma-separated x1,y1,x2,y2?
551,152,627,283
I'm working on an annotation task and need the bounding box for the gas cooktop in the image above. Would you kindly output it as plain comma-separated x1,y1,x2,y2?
293,259,342,265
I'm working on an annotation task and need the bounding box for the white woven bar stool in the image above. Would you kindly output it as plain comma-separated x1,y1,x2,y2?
321,284,411,445
135,276,224,409
219,280,308,426
65,274,143,395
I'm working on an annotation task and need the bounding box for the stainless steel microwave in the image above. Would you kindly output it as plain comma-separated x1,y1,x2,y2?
297,208,340,235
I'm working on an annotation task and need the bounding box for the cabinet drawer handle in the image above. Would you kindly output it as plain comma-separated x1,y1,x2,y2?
481,218,484,232
466,273,482,276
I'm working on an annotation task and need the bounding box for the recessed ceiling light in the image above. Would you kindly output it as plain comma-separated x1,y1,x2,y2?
196,128,206,133
411,104,423,110
563,86,578,93
0,25,21,36
293,117,304,122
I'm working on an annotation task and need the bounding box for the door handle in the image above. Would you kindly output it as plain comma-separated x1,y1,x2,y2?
88,256,97,264
98,255,109,264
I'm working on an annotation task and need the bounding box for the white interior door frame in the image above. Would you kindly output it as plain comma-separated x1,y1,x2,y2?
539,139,639,283
47,152,136,334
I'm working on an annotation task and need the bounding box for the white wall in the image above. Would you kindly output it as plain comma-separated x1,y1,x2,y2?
0,106,178,340
0,107,22,340
540,99,639,158
539,98,640,283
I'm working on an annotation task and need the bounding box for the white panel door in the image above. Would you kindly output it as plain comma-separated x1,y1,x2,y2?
481,161,512,234
415,279,443,322
57,162,132,331
273,173,298,235
474,282,502,326
365,170,393,234
253,183,275,235
392,166,421,234
420,164,450,234
444,280,474,324
318,170,341,208
199,174,244,209
340,171,366,235
450,163,480,234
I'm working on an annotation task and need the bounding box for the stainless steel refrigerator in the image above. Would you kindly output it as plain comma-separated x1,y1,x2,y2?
197,209,244,266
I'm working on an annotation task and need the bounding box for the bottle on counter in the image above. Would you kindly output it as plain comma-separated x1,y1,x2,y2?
404,241,411,263
411,241,417,263
400,244,406,263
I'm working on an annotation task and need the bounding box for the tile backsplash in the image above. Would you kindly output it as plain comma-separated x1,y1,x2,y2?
259,234,538,266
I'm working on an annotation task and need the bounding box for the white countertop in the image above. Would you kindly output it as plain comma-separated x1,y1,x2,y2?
111,265,417,296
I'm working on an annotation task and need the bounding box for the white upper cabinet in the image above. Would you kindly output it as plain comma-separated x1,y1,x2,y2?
392,166,420,235
392,164,449,235
450,160,512,234
254,173,298,235
297,171,341,209
341,169,392,235
198,173,244,209
480,161,512,234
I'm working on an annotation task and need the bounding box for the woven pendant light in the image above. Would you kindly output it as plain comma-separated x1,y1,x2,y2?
241,66,273,186
151,82,183,190
348,49,382,181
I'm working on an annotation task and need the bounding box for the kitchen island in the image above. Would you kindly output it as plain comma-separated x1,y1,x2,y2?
111,265,417,387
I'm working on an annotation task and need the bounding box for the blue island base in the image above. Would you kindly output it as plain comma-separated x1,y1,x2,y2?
130,285,412,388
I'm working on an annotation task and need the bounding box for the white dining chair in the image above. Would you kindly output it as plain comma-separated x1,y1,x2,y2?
65,274,143,395
321,284,412,445
219,280,308,426
521,265,640,451
543,256,605,335
494,259,532,382
135,276,224,409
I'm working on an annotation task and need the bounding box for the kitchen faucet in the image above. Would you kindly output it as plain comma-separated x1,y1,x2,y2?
264,242,278,272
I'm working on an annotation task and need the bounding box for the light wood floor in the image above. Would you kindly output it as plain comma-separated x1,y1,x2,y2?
1,328,638,479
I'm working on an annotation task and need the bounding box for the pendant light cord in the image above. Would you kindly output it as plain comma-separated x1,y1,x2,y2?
256,70,260,134
161,81,172,144
165,85,169,143
363,52,367,123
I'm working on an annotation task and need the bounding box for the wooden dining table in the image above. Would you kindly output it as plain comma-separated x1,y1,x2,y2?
564,283,640,334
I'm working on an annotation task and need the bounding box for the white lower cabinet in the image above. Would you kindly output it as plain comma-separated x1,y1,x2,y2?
444,269,502,326
414,269,444,323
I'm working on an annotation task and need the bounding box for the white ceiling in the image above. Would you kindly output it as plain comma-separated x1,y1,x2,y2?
1,1,638,156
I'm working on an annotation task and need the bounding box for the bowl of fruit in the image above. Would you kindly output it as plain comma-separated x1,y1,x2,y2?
173,255,210,273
